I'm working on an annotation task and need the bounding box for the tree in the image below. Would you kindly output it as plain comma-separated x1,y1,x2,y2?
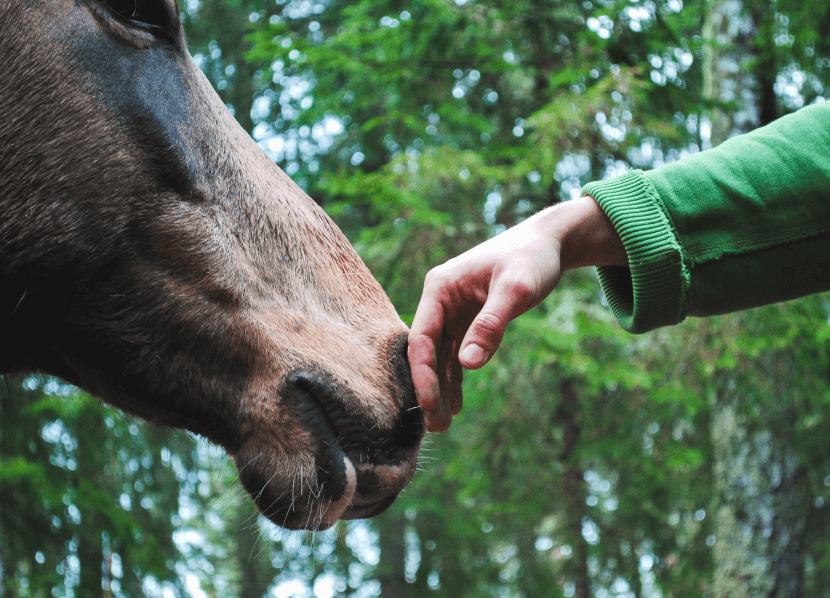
0,375,198,597
4,1,830,596
699,1,830,594
236,0,830,595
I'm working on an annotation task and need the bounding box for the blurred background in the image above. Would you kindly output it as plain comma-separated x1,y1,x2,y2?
3,0,830,596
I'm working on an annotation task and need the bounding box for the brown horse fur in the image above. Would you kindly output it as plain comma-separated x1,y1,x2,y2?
0,0,424,530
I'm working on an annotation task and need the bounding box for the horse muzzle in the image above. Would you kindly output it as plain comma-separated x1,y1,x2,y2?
233,333,425,530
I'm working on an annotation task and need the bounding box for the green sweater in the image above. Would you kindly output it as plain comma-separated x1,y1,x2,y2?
582,101,830,334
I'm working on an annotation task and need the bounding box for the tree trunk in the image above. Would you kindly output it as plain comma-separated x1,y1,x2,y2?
76,404,106,598
557,380,590,598
702,2,807,595
77,526,104,598
377,511,409,598
710,367,807,597
703,0,807,598
702,0,759,145
233,504,274,598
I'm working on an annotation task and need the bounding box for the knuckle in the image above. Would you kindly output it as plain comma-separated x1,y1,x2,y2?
423,265,465,309
424,265,450,288
502,277,535,306
475,312,505,336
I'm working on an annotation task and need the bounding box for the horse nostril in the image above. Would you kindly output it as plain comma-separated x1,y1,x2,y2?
288,368,377,450
289,370,333,402
287,369,344,439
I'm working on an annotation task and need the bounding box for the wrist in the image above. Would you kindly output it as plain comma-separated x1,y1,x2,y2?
544,196,628,272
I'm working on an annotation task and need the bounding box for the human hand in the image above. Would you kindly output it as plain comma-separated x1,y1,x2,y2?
408,196,626,432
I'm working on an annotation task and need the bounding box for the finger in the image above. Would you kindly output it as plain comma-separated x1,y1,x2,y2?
442,332,463,417
426,393,452,432
448,343,464,416
409,277,451,410
426,330,457,432
408,334,440,414
458,276,534,369
410,268,452,342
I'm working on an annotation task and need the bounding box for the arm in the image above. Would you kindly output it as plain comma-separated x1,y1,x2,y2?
411,101,830,432
408,196,627,432
586,100,830,332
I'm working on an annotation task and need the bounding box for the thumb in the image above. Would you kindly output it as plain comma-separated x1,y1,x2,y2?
458,277,534,369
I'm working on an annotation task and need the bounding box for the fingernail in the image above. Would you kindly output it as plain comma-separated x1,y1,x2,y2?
460,344,487,367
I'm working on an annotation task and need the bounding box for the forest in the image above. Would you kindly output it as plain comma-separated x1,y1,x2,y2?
3,0,830,596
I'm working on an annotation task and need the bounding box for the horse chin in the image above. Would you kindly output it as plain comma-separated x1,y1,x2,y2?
303,457,358,531
231,409,423,531
274,453,420,531
234,447,416,532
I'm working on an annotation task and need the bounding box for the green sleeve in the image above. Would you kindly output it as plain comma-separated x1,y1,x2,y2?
582,101,830,334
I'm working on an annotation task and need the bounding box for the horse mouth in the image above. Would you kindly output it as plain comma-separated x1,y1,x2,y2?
342,495,398,520
340,459,420,519
263,368,422,530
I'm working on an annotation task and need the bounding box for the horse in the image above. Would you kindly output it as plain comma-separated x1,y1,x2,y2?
0,0,425,531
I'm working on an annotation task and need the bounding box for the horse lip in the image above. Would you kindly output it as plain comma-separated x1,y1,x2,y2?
283,367,424,529
341,459,419,520
341,493,398,520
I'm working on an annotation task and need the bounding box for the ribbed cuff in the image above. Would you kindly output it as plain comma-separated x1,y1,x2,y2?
582,170,689,334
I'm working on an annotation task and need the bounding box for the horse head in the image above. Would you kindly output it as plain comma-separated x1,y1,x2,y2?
0,0,424,530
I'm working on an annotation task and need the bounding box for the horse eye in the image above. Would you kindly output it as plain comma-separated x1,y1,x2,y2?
104,0,166,28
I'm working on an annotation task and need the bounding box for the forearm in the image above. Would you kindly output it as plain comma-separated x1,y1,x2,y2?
585,101,830,333
550,195,629,271
646,102,830,317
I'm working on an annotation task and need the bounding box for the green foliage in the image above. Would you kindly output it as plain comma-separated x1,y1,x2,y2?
236,0,830,594
0,375,201,596
4,0,830,596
